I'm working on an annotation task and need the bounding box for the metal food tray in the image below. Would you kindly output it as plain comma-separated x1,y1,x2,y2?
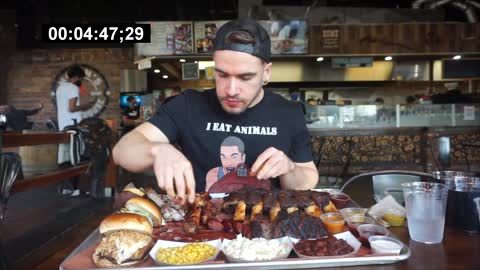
60,190,411,270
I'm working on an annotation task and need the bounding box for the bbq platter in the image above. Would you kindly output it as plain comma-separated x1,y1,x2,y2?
60,186,410,270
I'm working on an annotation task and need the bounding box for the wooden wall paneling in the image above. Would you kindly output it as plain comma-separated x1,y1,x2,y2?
427,23,458,53
394,23,426,54
458,23,480,53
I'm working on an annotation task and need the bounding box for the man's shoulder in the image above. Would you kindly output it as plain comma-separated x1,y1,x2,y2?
266,90,301,109
182,88,215,99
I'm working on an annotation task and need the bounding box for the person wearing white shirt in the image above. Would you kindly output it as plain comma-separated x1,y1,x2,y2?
55,65,92,196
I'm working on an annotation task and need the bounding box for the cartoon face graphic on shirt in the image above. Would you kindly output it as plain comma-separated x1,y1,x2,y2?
205,136,246,191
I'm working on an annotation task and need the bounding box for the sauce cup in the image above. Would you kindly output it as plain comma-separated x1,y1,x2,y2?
320,213,346,235
345,215,376,237
357,224,389,247
340,207,368,218
330,194,351,209
368,236,404,255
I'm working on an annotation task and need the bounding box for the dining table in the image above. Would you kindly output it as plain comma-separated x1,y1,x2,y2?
305,225,480,270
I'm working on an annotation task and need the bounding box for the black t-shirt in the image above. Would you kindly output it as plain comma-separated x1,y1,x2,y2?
148,89,313,192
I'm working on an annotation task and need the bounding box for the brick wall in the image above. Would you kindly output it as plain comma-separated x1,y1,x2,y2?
6,48,135,129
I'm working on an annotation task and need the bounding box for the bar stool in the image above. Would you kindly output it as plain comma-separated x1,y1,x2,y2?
0,152,22,270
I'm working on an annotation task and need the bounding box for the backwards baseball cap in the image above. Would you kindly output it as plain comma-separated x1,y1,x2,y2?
213,18,271,62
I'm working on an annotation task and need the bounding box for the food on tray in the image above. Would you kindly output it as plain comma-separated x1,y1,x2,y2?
294,236,354,256
119,197,162,227
219,187,338,239
345,215,376,237
145,187,187,222
113,183,145,210
183,192,216,234
93,213,154,268
223,235,291,261
320,213,346,235
208,171,271,193
155,242,216,265
357,224,389,247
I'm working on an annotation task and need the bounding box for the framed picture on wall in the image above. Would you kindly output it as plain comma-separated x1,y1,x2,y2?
194,20,228,54
259,20,308,55
136,21,194,56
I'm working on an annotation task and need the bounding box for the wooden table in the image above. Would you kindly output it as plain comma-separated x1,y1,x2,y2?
309,226,480,270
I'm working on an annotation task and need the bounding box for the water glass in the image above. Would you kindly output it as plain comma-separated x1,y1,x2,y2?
402,182,449,244
475,198,480,224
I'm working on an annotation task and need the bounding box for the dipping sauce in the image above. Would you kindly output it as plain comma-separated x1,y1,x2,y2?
330,194,351,209
357,224,389,247
345,215,376,237
340,207,368,218
368,236,404,255
383,212,405,226
320,213,346,235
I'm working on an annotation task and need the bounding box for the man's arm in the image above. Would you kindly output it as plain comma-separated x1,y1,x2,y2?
68,97,92,112
23,103,43,116
112,122,195,203
251,147,318,190
121,115,137,127
278,161,318,190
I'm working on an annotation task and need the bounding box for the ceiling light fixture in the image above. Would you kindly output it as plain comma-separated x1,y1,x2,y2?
385,56,393,61
154,69,160,73
453,55,461,60
179,59,186,62
316,57,324,62
162,75,168,79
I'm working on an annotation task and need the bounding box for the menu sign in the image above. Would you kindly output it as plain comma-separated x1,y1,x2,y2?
319,26,341,53
182,62,199,80
136,21,194,56
259,20,308,55
194,21,227,54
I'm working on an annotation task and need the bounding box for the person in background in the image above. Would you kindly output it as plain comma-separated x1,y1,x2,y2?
0,103,43,131
55,65,92,196
121,96,140,134
113,18,319,203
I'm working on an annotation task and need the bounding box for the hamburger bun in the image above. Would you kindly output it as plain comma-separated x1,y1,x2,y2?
92,254,141,268
99,213,153,235
123,186,145,197
125,197,162,226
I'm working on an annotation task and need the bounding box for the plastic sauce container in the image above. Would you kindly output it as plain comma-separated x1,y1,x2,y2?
368,236,404,255
330,194,351,209
357,224,389,247
345,215,376,237
320,213,346,235
382,212,405,226
340,207,368,218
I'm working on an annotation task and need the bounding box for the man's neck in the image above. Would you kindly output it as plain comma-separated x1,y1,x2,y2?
248,88,265,108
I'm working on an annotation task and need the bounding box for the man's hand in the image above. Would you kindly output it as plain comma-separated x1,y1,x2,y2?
251,147,295,180
150,144,196,204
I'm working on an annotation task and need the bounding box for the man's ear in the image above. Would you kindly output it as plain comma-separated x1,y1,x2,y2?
263,62,272,83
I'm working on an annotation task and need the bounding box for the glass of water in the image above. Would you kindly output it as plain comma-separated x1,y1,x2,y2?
402,182,449,244
475,198,480,224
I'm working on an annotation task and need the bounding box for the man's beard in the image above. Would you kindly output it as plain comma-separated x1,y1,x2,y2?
217,88,263,115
